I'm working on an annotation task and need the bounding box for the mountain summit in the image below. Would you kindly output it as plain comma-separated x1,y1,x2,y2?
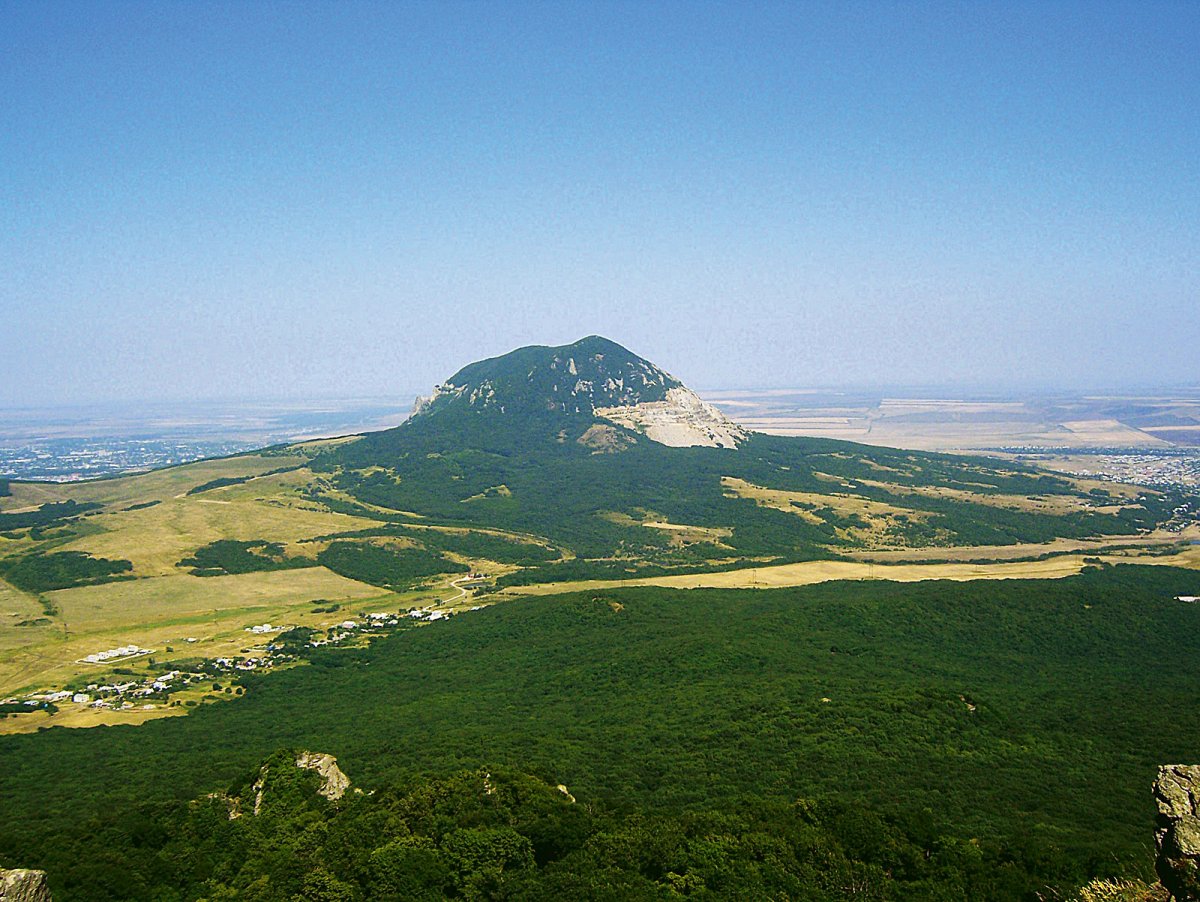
410,336,746,449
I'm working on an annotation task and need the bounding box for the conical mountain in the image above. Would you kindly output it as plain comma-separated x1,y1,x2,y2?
399,335,745,450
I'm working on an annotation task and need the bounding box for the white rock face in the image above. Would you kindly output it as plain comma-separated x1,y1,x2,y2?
295,751,352,801
595,387,748,449
0,869,52,902
411,382,467,417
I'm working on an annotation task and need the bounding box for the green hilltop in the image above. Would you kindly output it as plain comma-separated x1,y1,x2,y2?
414,334,682,419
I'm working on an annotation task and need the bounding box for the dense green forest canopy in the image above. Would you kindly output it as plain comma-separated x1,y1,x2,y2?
3,566,1198,899
21,753,1092,901
315,540,468,590
178,539,315,577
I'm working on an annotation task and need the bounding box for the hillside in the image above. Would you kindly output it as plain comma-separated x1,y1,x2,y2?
0,337,1194,733
318,336,1184,568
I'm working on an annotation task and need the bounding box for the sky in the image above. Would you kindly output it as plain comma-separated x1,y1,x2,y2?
2,1,1197,405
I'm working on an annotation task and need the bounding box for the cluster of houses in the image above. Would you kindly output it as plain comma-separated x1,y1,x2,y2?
5,601,480,720
11,668,196,712
79,644,152,664
210,656,272,672
308,612,405,646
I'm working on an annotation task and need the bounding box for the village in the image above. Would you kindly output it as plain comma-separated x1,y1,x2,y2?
0,599,484,722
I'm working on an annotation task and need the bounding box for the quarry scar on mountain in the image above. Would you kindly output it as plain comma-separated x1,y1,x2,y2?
595,386,747,449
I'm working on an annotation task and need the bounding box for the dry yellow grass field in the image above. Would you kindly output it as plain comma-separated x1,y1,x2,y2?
0,567,394,704
852,477,1132,515
0,698,193,736
505,545,1200,597
0,578,48,653
840,528,1196,562
0,453,307,511
49,567,382,633
59,490,376,576
722,476,918,521
721,475,936,545
1,454,381,577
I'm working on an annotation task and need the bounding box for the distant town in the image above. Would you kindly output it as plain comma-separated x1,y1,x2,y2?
0,438,261,481
994,447,1200,490
0,398,411,481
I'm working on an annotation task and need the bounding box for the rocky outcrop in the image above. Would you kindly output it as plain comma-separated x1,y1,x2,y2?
1155,765,1200,900
248,750,352,815
0,869,52,902
576,423,637,453
295,751,351,802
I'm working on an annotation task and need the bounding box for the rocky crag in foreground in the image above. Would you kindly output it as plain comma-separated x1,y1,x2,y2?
1156,764,1200,901
208,749,353,819
0,869,52,902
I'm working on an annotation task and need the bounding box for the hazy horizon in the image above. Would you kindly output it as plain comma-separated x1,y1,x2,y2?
5,371,1200,412
4,2,1197,406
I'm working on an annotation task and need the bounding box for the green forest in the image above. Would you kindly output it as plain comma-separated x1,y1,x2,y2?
23,754,1085,901
315,541,468,590
2,565,1198,900
0,549,134,594
0,499,101,532
179,540,315,577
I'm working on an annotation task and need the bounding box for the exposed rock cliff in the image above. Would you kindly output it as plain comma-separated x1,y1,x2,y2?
0,869,52,902
596,385,747,449
295,751,351,802
251,749,353,815
1155,764,1200,901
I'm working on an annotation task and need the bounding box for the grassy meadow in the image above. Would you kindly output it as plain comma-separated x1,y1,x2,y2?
0,451,399,714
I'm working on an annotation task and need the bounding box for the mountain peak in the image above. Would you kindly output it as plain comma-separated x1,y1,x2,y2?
409,336,746,449
412,336,681,418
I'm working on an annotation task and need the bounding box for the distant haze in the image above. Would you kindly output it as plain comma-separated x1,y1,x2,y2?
2,2,1197,405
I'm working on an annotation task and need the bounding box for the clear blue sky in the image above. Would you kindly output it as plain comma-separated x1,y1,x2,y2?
2,1,1196,404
